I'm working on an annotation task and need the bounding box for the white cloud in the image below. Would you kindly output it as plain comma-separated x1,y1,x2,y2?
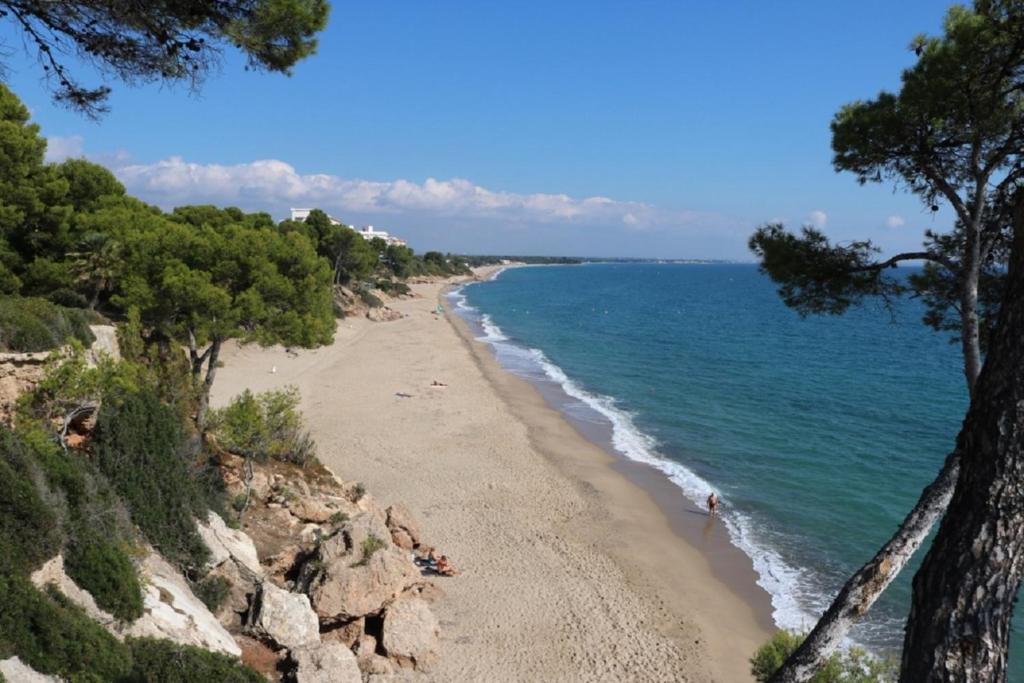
44,135,85,163
44,138,751,256
886,215,906,229
807,210,828,229
110,155,674,227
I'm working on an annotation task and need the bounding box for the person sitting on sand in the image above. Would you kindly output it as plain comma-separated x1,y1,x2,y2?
707,492,719,517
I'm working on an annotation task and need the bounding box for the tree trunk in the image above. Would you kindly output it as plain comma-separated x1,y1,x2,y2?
767,228,987,682
195,338,221,427
900,202,1024,682
960,239,983,397
767,450,960,682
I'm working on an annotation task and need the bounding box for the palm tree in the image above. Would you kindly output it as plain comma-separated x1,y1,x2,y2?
67,232,121,310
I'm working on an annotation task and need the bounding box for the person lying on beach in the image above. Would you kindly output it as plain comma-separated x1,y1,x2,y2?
707,492,719,517
430,380,448,388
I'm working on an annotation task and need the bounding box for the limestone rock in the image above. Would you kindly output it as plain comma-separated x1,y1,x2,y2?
308,545,420,622
324,617,364,649
197,511,262,576
290,642,362,683
366,306,403,322
86,325,120,366
124,552,241,657
205,559,252,629
355,634,394,675
381,596,440,669
30,555,117,628
385,504,421,550
0,352,48,421
247,581,320,650
0,656,62,682
289,497,335,524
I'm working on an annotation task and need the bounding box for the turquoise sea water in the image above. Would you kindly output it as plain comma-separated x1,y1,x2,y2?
451,262,1022,675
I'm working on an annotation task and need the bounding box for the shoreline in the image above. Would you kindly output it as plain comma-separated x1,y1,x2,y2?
213,270,772,681
447,269,776,628
451,267,777,632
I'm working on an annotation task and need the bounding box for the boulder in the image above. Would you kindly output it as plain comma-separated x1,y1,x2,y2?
385,504,421,550
289,642,362,683
308,545,420,622
355,634,394,675
197,511,262,576
124,552,241,657
289,497,335,524
247,582,320,650
381,596,440,669
0,657,62,682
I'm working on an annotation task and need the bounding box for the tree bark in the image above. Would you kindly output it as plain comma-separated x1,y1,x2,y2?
960,206,985,397
767,450,960,682
900,199,1024,682
195,337,221,427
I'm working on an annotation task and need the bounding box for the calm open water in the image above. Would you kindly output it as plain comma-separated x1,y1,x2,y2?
451,262,1021,676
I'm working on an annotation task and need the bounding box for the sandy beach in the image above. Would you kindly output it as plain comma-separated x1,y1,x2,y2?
213,268,772,682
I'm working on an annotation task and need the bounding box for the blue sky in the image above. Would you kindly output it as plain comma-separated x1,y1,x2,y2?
2,1,957,258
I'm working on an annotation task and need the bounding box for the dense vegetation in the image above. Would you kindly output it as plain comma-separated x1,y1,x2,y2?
0,296,95,352
93,388,212,572
279,208,473,283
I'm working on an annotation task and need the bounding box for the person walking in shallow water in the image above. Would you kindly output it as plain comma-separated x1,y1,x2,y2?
707,492,719,517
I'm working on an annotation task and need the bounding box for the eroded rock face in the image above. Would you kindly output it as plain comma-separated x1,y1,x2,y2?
385,504,422,551
381,596,440,670
308,546,420,622
0,352,48,422
247,581,320,650
289,642,362,683
198,511,262,577
124,552,241,657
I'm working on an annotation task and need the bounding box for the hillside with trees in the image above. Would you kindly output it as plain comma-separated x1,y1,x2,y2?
0,80,458,681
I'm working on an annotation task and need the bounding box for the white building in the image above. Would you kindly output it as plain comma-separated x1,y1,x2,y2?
289,209,407,246
289,208,341,225
356,225,407,247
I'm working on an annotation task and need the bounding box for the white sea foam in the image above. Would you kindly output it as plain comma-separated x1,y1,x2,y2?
449,279,823,635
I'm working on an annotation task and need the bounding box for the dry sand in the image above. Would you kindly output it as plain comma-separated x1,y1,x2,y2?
213,268,772,682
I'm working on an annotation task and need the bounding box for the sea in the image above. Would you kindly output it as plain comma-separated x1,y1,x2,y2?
449,262,1022,676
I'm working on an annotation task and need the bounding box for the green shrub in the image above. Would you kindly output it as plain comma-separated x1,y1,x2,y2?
194,575,231,612
0,575,133,681
355,286,383,308
64,532,143,621
353,533,386,568
47,288,90,309
751,631,896,682
375,279,411,296
207,387,317,466
350,482,366,502
0,427,61,576
126,637,264,683
0,296,95,352
94,388,210,572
